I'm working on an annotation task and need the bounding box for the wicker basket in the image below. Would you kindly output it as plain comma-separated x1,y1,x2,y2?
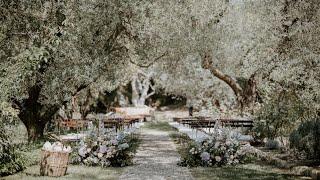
40,150,70,177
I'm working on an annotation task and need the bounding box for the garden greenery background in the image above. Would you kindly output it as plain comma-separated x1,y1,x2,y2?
0,0,319,176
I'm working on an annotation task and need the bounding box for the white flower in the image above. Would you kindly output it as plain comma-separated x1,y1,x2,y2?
92,141,98,147
101,159,111,167
97,137,103,142
98,153,103,158
215,156,222,162
52,145,63,152
92,157,99,164
43,141,52,151
230,155,234,160
78,146,87,157
214,142,220,148
63,146,72,153
119,143,129,150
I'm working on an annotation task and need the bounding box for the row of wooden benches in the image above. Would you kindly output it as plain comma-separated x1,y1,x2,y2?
173,117,254,128
103,116,142,130
58,115,148,131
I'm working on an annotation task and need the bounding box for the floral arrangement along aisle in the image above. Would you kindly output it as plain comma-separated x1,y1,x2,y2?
178,122,258,167
73,129,140,167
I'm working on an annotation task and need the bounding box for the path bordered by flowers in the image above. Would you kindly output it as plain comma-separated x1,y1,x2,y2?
120,128,194,180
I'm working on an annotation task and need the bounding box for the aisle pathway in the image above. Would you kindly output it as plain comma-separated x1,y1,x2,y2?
120,128,194,180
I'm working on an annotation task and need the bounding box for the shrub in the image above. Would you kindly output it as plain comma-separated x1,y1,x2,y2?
290,117,320,160
0,124,25,176
265,139,281,150
253,91,304,141
73,131,139,167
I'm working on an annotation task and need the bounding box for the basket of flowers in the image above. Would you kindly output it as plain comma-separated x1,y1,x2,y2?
40,142,72,177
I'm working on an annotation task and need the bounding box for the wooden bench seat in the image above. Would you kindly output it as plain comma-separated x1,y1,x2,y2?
173,117,254,128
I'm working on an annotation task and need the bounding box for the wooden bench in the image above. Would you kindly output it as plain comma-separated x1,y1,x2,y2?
104,115,141,131
59,119,88,131
219,119,254,127
173,117,253,128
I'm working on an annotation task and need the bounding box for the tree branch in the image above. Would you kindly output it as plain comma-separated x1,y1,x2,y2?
201,52,243,98
104,23,126,54
129,51,168,68
146,91,155,99
11,98,23,110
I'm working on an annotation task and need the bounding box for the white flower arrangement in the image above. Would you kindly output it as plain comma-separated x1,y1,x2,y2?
180,124,256,167
74,130,138,167
42,141,72,153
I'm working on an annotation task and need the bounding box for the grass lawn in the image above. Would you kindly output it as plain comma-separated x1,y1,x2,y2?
144,121,178,132
167,125,306,180
191,164,304,180
3,165,124,180
2,123,138,180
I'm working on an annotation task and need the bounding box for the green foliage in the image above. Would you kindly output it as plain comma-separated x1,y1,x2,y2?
253,91,304,140
0,0,135,140
178,141,203,167
290,116,320,160
265,140,281,150
0,124,26,177
17,141,44,167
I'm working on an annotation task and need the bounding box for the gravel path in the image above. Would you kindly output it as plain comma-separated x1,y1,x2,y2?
119,128,194,180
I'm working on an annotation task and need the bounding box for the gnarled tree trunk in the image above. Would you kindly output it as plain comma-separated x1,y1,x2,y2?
79,89,94,119
22,117,47,142
117,86,130,107
13,81,95,142
13,85,59,142
201,52,258,110
131,71,155,107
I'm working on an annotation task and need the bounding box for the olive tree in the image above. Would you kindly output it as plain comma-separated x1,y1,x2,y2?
125,0,320,115
0,0,132,141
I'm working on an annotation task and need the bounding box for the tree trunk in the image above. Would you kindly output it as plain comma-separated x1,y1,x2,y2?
80,89,94,119
24,120,46,142
117,86,130,107
131,77,140,106
201,52,258,110
17,104,52,142
243,74,258,107
18,104,59,142
12,85,59,142
130,72,155,107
